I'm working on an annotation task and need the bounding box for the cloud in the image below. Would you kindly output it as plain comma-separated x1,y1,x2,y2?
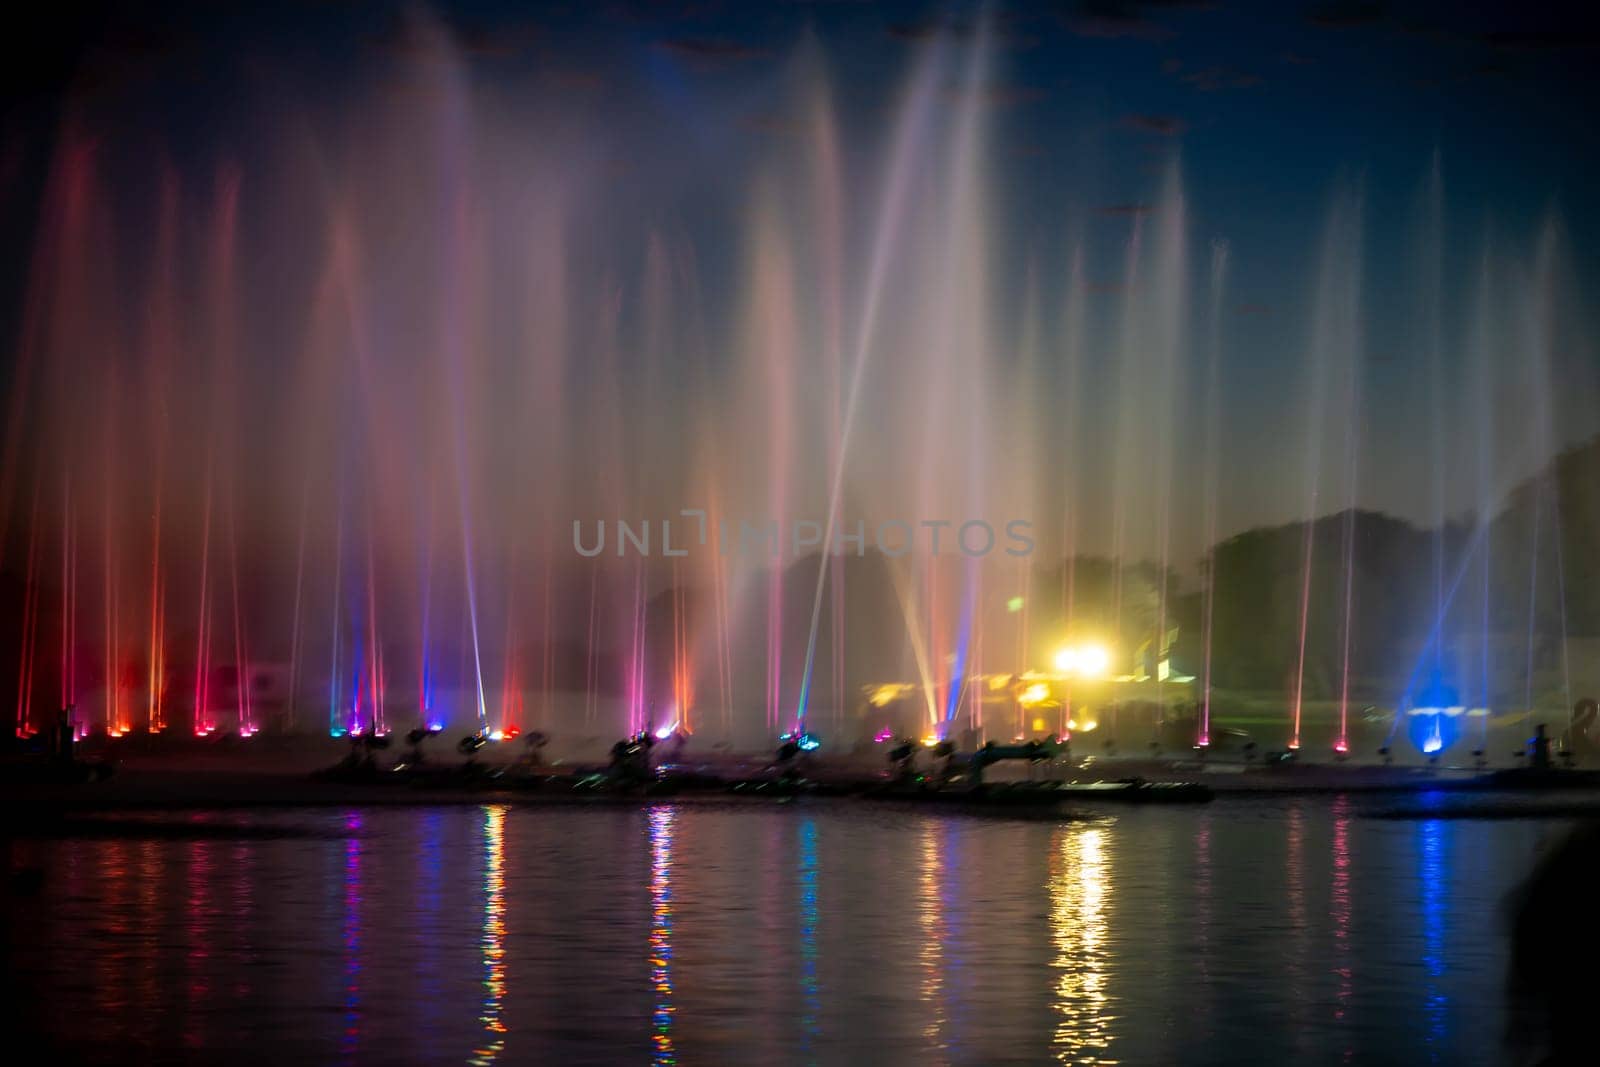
454,23,540,58
543,68,607,93
1481,30,1600,50
605,1,723,25
366,15,539,60
975,84,1050,108
885,17,1040,49
886,20,973,43
1164,60,1263,91
739,112,800,136
1305,2,1389,29
653,38,773,63
1122,113,1189,135
1060,1,1220,40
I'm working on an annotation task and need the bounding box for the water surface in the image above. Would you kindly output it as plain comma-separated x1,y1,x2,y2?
3,798,1567,1064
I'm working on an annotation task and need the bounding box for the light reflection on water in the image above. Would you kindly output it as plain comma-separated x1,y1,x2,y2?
1420,817,1449,1060
1330,797,1354,1047
341,813,363,1062
2,802,1574,1065
797,818,819,1056
1049,825,1115,1064
648,806,675,1066
917,821,946,1053
472,805,507,1066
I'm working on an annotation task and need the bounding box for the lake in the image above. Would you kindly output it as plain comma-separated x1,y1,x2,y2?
2,797,1572,1064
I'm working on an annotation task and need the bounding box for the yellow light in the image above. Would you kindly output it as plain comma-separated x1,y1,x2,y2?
987,674,1012,691
1032,717,1047,733
1052,647,1078,673
1075,643,1110,679
1019,682,1051,708
1078,718,1098,732
869,683,911,708
922,735,939,748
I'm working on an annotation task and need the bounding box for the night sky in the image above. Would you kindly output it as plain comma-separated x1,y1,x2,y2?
3,1,1598,544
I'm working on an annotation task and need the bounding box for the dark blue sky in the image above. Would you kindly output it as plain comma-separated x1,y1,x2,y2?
3,0,1598,535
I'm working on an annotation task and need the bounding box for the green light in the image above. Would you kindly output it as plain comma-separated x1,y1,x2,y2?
1006,596,1024,613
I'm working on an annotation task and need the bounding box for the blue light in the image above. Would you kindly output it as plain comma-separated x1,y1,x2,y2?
797,733,822,752
1406,666,1463,756
1419,819,1450,1047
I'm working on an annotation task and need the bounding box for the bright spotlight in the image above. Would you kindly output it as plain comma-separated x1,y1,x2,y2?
1051,647,1078,673
1075,643,1110,679
1019,682,1051,708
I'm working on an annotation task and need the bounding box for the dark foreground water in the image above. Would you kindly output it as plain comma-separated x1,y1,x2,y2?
1,798,1573,1065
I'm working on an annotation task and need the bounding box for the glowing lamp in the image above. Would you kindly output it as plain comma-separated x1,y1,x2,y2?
1075,644,1110,679
1052,648,1078,673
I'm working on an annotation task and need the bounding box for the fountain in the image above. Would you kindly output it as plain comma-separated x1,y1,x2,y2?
0,12,1595,777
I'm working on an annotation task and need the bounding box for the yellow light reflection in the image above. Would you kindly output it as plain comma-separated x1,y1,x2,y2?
1049,827,1116,1063
917,824,947,1047
471,805,508,1066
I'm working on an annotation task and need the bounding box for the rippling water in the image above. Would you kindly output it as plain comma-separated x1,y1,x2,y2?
2,799,1570,1064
